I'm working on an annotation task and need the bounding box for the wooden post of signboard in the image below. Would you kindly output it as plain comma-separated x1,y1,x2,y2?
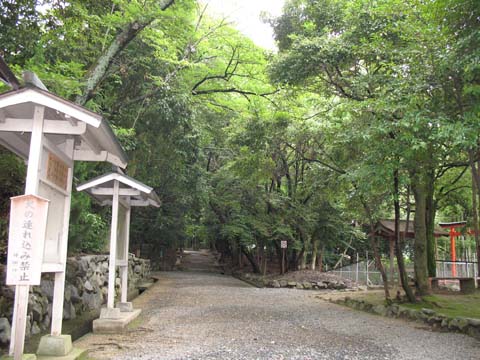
281,241,287,275
9,105,45,359
120,205,131,303
107,180,120,309
50,138,74,336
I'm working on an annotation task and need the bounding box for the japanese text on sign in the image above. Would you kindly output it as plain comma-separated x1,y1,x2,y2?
6,195,49,285
46,152,69,190
281,240,288,249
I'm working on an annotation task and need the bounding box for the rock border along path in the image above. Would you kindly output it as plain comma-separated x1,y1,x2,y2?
74,271,479,360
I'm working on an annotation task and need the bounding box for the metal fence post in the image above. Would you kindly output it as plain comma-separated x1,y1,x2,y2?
366,250,369,284
356,253,359,284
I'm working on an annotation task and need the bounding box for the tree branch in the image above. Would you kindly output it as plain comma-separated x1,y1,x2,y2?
75,0,176,105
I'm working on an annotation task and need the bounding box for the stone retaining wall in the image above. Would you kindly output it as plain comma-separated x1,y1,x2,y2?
235,272,358,291
266,279,350,290
334,297,480,340
0,254,150,346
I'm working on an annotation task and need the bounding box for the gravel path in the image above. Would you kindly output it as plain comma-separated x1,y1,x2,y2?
75,270,479,360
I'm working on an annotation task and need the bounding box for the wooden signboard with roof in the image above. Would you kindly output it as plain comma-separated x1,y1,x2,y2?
0,73,128,360
77,171,160,333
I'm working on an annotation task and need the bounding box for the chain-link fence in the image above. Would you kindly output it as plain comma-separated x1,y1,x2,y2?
326,253,395,286
328,254,478,286
436,260,477,278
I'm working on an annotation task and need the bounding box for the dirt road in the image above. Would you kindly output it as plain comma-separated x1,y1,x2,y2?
75,268,479,359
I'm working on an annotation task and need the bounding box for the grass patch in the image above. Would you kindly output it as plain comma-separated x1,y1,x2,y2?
341,288,480,319
402,293,480,319
346,291,387,306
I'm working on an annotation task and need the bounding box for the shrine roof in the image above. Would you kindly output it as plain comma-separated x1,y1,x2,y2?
0,86,128,168
77,172,161,208
374,219,449,239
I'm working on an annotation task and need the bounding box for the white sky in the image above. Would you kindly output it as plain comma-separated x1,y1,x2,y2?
202,0,286,50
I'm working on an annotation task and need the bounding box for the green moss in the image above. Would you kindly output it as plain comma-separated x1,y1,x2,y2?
343,289,480,320
402,293,480,319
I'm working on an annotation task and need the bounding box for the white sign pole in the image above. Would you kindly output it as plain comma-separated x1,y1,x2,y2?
50,138,74,336
9,105,45,359
107,180,120,309
120,204,131,303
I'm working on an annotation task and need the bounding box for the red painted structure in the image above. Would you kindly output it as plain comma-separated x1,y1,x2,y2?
439,221,467,277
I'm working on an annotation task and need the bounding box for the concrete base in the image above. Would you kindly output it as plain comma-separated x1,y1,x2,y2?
99,307,122,319
37,335,72,356
116,302,133,312
0,354,37,360
37,348,87,360
93,309,141,334
36,335,86,360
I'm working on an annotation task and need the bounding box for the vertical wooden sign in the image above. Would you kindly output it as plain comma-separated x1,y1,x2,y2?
46,152,69,190
6,194,49,286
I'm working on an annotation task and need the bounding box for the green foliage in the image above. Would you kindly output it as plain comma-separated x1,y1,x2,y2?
0,0,478,277
69,193,109,253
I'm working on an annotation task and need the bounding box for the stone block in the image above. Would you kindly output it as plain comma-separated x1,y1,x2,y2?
302,282,312,289
93,309,141,334
37,347,87,360
37,335,72,357
116,302,133,312
0,354,37,360
100,307,122,319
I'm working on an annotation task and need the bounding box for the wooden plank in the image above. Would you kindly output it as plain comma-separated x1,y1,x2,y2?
0,133,30,159
10,105,45,358
81,129,103,154
42,136,74,167
0,88,101,127
91,188,141,196
41,263,64,273
107,180,120,309
121,204,131,303
73,149,108,162
23,71,48,91
50,138,74,336
0,117,86,134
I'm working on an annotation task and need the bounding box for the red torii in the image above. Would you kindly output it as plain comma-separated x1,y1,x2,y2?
438,221,467,277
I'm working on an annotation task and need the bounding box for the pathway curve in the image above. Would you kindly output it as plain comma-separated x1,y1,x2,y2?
75,269,479,359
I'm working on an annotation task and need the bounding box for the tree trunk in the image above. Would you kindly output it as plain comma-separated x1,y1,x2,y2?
389,238,395,283
75,0,175,106
425,170,436,277
472,169,480,278
394,174,416,302
469,152,480,278
241,246,261,274
411,171,431,296
300,244,308,270
273,242,284,275
311,239,319,270
318,244,324,272
361,199,390,299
